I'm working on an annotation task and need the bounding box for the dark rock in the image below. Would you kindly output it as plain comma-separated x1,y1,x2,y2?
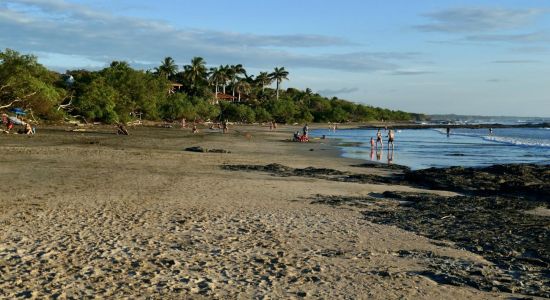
310,194,375,208
185,146,207,152
221,163,400,184
362,191,549,297
352,162,411,172
404,164,550,200
185,146,230,153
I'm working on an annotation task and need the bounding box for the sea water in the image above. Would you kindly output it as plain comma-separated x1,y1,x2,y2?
311,127,550,170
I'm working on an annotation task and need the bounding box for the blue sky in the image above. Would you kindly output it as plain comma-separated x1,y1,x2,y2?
1,0,549,117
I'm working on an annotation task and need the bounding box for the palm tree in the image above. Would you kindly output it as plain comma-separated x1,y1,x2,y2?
255,72,272,91
208,67,226,98
155,56,178,79
183,57,207,93
230,64,247,97
269,67,289,100
235,79,252,102
218,65,231,94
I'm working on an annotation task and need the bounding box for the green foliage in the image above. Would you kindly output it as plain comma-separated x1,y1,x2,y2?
1,49,423,124
266,99,297,123
0,48,65,118
158,93,195,121
219,102,255,123
74,77,118,123
254,107,272,123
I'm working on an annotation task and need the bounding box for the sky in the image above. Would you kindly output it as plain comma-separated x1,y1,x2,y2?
1,0,549,117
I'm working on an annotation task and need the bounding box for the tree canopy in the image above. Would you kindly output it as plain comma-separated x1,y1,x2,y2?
0,48,426,124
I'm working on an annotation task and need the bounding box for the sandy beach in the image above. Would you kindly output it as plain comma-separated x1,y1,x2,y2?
0,124,538,299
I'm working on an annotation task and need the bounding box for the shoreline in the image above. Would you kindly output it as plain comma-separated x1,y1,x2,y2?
358,122,550,130
0,125,547,298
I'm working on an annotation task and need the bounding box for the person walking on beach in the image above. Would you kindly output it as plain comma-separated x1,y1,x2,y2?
376,129,383,149
387,129,395,150
223,120,229,134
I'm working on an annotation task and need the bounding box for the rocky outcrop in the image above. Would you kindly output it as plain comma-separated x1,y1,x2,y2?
405,164,550,200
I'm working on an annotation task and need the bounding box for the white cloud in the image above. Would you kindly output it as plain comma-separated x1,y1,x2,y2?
0,0,419,72
415,7,546,33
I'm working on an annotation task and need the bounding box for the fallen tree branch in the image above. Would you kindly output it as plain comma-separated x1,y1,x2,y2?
57,93,74,111
0,91,37,110
0,98,22,110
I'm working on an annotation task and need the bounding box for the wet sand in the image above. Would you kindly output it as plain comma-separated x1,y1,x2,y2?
0,124,527,299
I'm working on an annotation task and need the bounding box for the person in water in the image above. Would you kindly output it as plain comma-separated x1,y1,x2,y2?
370,137,375,149
489,128,493,135
387,129,395,150
446,127,450,137
376,129,383,149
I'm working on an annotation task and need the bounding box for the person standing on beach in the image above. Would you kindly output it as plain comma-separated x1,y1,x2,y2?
376,129,383,149
223,120,228,134
387,129,395,150
303,123,309,138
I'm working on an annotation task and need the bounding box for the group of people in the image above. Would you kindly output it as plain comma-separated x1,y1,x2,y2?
292,123,309,142
182,118,230,134
2,114,35,135
370,128,395,150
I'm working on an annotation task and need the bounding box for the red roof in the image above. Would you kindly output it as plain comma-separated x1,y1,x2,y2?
215,92,236,100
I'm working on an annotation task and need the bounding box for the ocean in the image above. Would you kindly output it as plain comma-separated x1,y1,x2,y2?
311,127,550,170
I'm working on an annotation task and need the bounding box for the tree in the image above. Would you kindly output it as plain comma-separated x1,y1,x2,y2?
183,57,207,96
155,56,178,79
0,48,65,118
254,107,272,123
269,67,289,100
73,77,118,123
234,79,251,102
100,60,169,121
255,72,272,91
218,65,230,94
208,67,226,98
229,64,246,97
